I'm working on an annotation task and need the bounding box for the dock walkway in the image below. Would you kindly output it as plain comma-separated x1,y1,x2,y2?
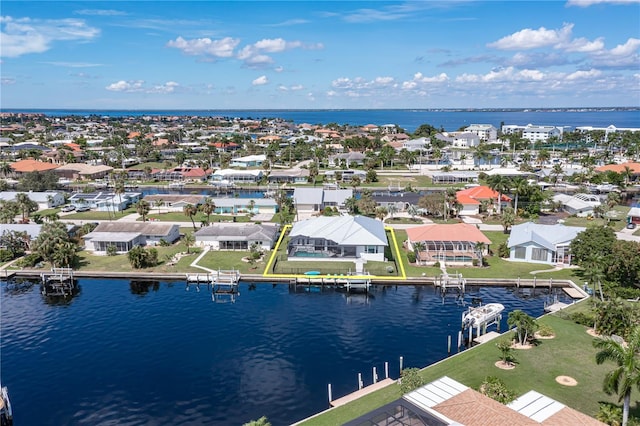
329,378,395,407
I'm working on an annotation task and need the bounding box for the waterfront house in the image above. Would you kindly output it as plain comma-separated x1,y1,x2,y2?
195,223,279,250
267,168,310,184
293,188,353,212
210,169,263,184
0,190,65,210
406,223,491,266
323,169,366,183
507,222,585,265
54,163,113,180
230,154,266,168
595,161,640,183
211,198,278,215
143,194,206,210
328,152,366,168
521,124,562,143
552,193,601,217
455,193,481,216
68,191,142,212
9,159,58,175
287,215,387,262
372,192,421,211
431,171,479,185
83,222,180,254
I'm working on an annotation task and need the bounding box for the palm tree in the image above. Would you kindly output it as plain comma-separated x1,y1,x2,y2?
474,241,486,265
201,197,215,224
375,206,388,221
15,192,38,222
407,204,418,221
500,207,516,234
183,203,199,230
387,204,398,219
511,178,529,217
154,199,165,215
135,200,151,222
593,326,640,426
487,175,511,215
344,196,358,215
182,232,195,254
507,310,537,346
550,163,564,187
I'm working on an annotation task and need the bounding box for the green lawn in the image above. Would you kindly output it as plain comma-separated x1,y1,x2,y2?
64,207,137,221
145,211,251,223
299,310,632,425
561,205,631,231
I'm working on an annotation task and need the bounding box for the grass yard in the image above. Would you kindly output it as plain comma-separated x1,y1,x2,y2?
196,250,271,275
145,211,251,223
561,205,631,231
75,242,203,273
299,310,634,425
64,207,137,221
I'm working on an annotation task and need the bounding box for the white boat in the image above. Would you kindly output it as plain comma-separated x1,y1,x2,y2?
168,181,185,190
1,385,13,426
461,303,504,329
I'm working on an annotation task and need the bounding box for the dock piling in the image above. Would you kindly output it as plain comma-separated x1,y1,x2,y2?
385,362,389,379
358,373,363,390
327,384,332,403
373,367,378,384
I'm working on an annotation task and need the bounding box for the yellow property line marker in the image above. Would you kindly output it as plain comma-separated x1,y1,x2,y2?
262,224,406,280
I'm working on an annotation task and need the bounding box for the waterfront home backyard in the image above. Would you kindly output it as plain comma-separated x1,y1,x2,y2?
297,305,632,425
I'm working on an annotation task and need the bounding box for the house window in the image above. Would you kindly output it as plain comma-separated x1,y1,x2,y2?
514,247,526,259
366,246,377,254
532,248,548,261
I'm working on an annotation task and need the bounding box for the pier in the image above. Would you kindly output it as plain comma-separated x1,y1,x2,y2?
289,275,372,293
40,268,77,297
435,272,466,297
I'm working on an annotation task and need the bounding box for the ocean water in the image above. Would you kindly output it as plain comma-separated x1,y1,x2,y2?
4,109,638,133
1,279,569,425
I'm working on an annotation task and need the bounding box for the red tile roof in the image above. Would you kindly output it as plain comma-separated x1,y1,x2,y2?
456,193,480,205
10,159,59,173
457,185,511,202
406,223,491,244
595,162,640,174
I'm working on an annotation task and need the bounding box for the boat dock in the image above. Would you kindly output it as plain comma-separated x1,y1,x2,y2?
461,303,505,341
329,378,395,407
40,268,77,297
435,273,466,296
290,275,372,293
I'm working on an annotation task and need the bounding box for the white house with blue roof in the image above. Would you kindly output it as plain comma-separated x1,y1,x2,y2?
507,222,586,265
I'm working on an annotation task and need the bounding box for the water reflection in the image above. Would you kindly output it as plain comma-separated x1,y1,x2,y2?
130,280,160,295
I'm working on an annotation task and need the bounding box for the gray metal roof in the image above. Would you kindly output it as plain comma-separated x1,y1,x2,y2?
289,215,387,246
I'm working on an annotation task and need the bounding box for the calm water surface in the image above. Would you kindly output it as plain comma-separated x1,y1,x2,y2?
1,279,568,425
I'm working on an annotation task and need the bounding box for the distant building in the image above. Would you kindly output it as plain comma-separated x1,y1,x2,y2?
0,191,65,210
464,124,497,142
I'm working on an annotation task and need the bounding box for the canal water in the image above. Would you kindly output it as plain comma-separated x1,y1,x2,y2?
1,279,569,425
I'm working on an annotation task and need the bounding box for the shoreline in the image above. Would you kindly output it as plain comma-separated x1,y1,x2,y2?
4,269,588,295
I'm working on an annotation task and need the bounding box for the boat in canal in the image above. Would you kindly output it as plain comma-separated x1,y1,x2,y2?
0,385,13,426
461,302,505,330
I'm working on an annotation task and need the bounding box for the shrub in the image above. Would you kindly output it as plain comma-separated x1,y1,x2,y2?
537,323,555,337
407,251,416,263
399,368,425,394
158,238,170,247
16,253,42,268
433,261,440,268
472,259,478,267
106,245,118,256
497,242,510,258
0,249,15,262
570,311,596,327
478,376,516,404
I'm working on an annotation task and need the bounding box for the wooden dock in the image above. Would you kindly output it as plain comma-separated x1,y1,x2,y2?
329,378,395,407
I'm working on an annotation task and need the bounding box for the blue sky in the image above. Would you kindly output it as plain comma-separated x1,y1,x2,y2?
1,1,639,109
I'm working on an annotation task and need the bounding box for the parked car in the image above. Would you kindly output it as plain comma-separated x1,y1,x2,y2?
76,205,91,212
61,205,76,212
627,222,637,230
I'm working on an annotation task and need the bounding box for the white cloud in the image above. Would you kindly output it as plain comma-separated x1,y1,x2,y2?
252,75,268,86
562,37,605,52
1,15,100,57
149,81,180,94
1,77,16,85
43,61,103,68
105,80,182,94
74,9,127,16
237,38,322,68
565,69,602,80
105,80,144,92
488,23,573,50
166,36,239,58
589,38,640,67
455,67,548,83
567,0,640,6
